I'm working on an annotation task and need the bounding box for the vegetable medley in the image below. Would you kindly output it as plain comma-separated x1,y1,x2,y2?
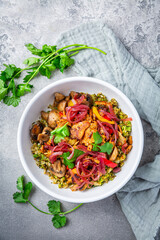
30,91,133,191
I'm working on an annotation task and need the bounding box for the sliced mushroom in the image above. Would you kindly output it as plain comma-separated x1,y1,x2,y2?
118,131,126,145
109,146,118,161
37,127,52,144
30,122,44,142
83,94,93,107
48,110,59,128
57,100,67,112
42,127,52,135
49,160,66,178
41,111,49,121
54,92,65,102
37,133,50,145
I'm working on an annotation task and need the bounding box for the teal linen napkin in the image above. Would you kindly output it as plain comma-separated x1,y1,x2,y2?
57,22,160,240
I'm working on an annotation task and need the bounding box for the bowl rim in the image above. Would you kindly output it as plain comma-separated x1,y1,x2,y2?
17,76,144,203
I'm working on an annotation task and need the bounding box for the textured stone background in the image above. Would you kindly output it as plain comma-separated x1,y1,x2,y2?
0,0,160,240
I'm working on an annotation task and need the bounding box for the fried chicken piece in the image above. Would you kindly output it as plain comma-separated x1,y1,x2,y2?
70,121,90,140
81,121,98,146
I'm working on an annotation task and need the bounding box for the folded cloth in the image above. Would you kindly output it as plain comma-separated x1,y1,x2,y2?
57,22,160,240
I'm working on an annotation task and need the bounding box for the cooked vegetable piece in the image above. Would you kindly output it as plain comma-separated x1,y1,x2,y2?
37,133,50,144
70,91,81,99
54,92,65,102
118,131,126,145
109,146,118,161
83,94,93,107
128,136,132,145
41,111,49,121
30,122,44,141
57,100,67,112
42,127,52,135
50,160,66,178
48,110,59,128
92,106,115,124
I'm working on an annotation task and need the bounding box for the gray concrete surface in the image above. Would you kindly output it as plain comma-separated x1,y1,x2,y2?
0,1,160,240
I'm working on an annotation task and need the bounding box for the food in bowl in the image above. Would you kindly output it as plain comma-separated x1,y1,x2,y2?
30,91,133,191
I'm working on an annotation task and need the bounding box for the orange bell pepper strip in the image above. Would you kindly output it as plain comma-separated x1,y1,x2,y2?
95,101,109,106
92,106,115,124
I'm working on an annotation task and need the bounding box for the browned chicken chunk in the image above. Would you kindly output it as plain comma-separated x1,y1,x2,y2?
81,121,97,146
70,121,90,140
54,92,65,102
57,100,67,112
41,111,49,121
48,110,59,128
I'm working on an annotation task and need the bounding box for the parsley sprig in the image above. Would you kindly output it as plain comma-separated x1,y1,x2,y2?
92,131,113,154
0,43,106,107
13,176,83,228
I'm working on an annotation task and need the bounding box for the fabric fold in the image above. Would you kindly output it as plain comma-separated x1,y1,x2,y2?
57,22,160,240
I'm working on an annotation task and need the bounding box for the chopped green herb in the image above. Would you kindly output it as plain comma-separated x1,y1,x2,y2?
93,131,102,144
62,149,84,169
99,142,113,155
50,123,70,144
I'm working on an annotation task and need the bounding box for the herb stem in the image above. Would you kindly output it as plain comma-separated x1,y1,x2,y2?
69,51,79,57
66,46,106,55
57,44,87,52
25,53,56,84
60,203,83,215
28,200,52,215
28,200,83,216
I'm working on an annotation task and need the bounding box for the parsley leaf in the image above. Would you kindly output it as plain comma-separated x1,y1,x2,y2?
42,44,56,56
0,64,21,82
50,123,70,144
59,52,74,73
23,182,32,200
99,142,113,154
23,57,40,66
23,70,38,83
16,83,33,97
25,43,43,56
47,200,61,215
69,149,84,163
62,149,84,169
92,144,99,151
0,87,8,101
16,176,24,192
93,131,102,144
3,96,21,107
52,215,67,228
13,192,28,203
39,66,51,79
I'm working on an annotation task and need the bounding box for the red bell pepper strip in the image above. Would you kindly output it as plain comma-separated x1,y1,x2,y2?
100,157,117,168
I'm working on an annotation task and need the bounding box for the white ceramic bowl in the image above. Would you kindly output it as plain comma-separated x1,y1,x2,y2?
17,77,144,203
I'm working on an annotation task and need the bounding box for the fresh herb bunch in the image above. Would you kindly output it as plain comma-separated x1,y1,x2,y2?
0,44,106,107
13,176,83,228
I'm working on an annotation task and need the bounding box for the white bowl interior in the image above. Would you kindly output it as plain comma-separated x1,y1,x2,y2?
17,77,144,203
